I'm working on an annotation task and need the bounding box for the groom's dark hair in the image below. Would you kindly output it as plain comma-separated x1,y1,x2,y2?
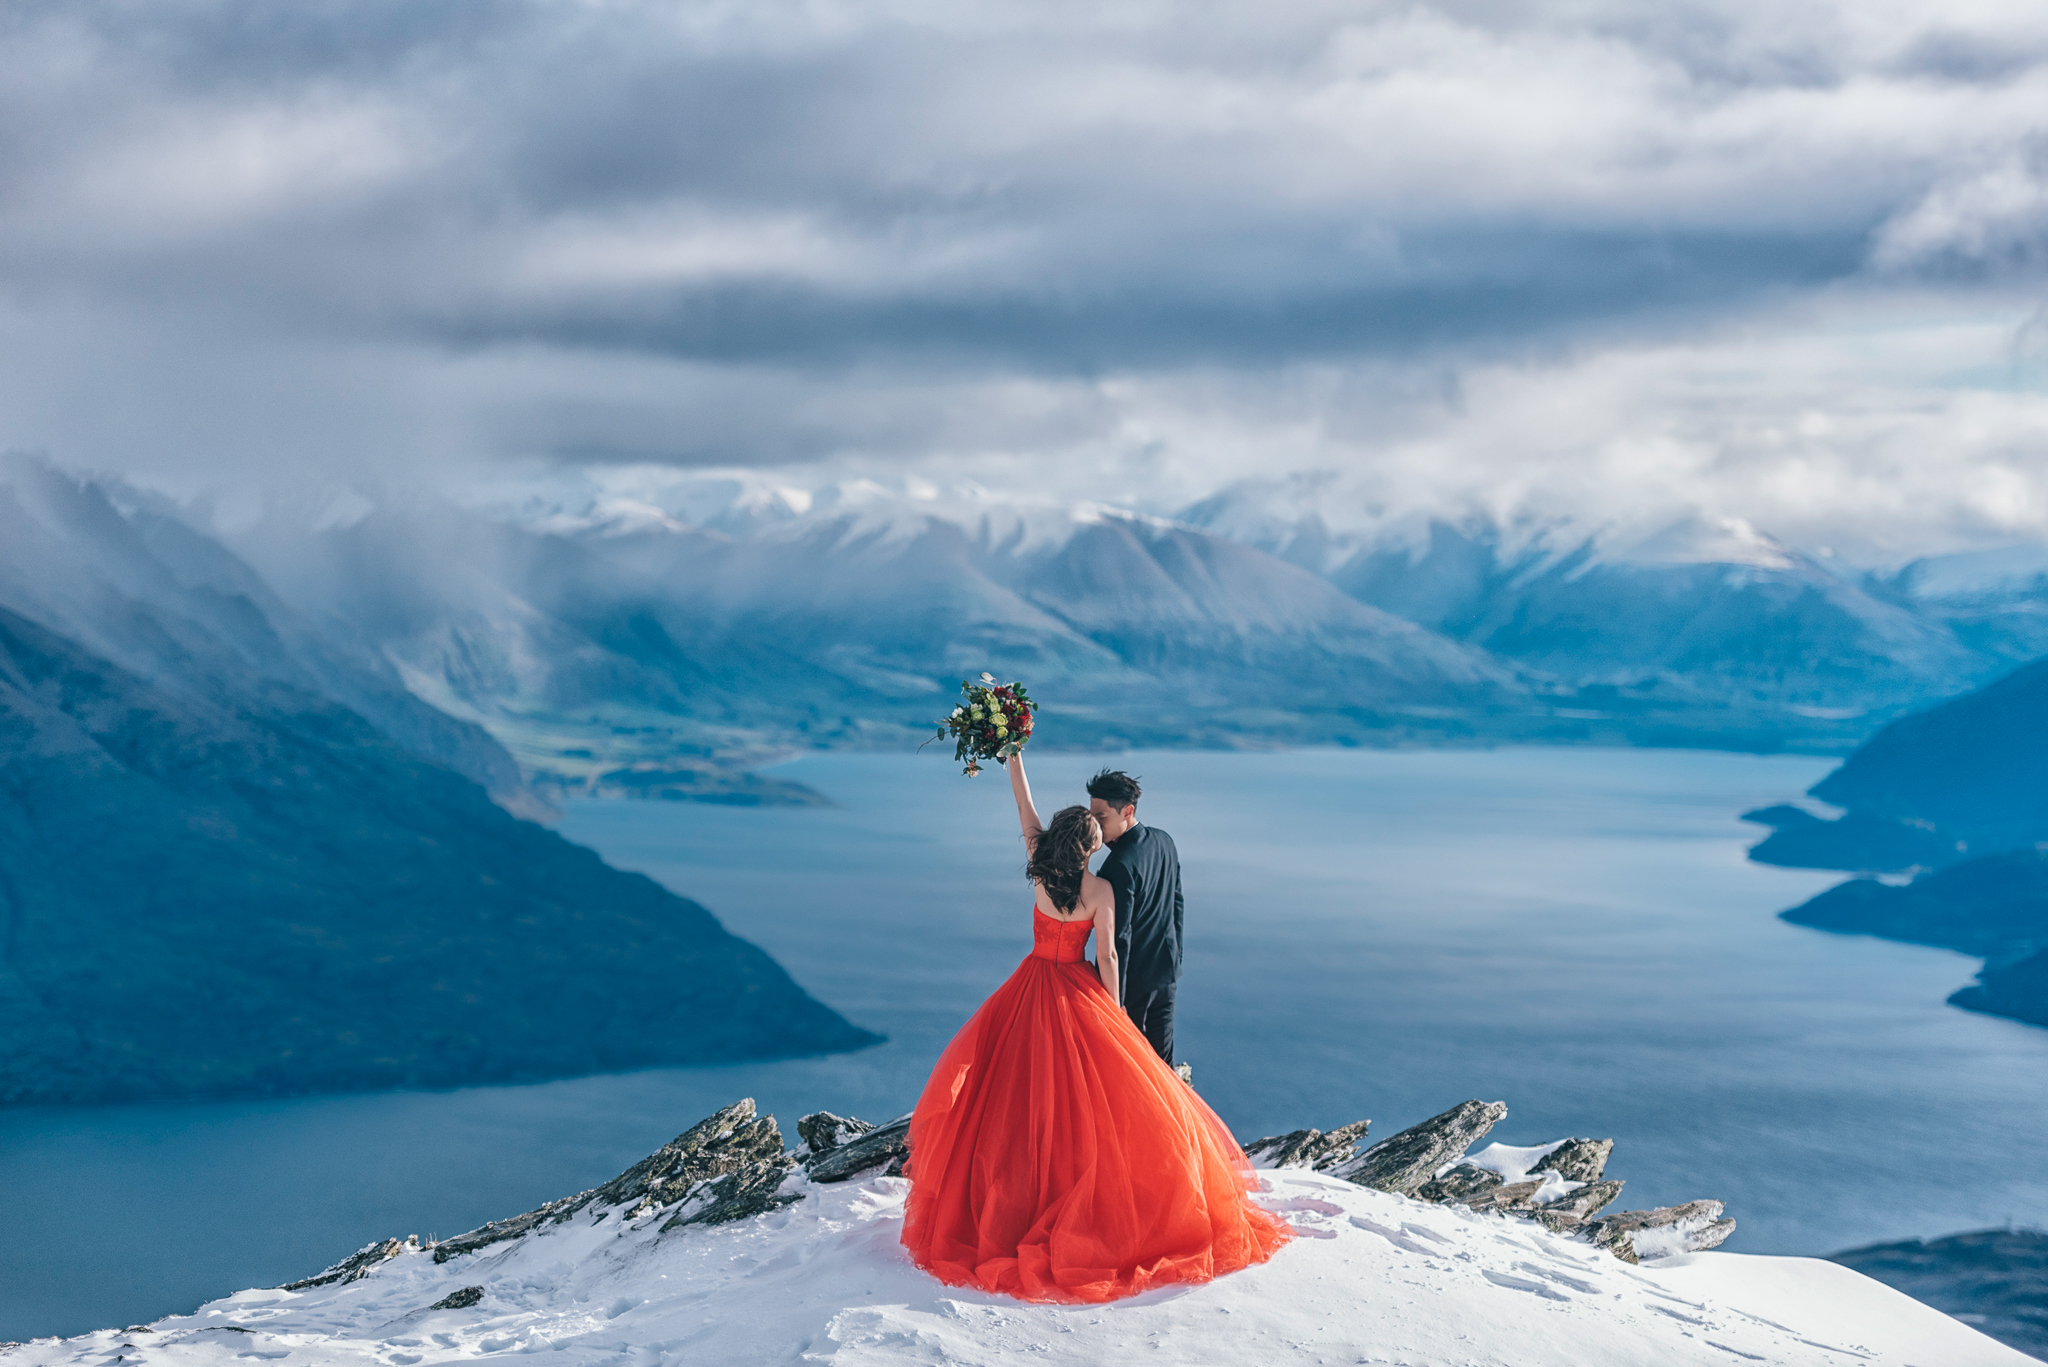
1086,769,1142,810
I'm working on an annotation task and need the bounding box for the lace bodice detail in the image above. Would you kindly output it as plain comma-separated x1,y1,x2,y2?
1031,907,1093,963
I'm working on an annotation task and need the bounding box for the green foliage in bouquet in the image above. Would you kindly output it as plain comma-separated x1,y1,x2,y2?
933,672,1036,776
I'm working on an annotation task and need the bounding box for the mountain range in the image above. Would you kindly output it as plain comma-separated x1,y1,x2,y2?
200,469,2048,789
0,457,877,1104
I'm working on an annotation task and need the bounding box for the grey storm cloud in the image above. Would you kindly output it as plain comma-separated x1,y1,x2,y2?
2,0,2047,544
8,0,2042,360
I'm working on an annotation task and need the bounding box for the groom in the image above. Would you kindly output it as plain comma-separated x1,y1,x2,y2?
1088,769,1183,1066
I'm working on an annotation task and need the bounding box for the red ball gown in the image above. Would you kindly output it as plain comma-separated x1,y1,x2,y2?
900,907,1290,1303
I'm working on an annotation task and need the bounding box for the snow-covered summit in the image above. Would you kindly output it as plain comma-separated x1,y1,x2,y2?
10,1103,2028,1367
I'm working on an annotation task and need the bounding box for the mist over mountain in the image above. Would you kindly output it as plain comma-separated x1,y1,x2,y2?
196,468,2048,788
219,484,1532,787
0,460,878,1104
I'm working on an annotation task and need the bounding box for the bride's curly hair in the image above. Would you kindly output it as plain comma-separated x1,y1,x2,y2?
1027,805,1101,913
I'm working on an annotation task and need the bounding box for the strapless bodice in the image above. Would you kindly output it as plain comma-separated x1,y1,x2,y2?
1031,907,1093,963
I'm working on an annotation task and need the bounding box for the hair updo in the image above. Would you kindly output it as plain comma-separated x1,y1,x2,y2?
1027,805,1101,913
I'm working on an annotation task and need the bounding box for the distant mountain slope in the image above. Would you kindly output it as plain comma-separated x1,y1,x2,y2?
1809,656,2048,854
1758,659,2048,1033
1744,654,2048,874
1831,1229,2048,1361
0,605,879,1105
1180,493,1994,742
0,455,539,816
224,497,1529,780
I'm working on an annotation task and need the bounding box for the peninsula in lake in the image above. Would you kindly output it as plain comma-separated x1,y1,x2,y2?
1746,653,2048,1030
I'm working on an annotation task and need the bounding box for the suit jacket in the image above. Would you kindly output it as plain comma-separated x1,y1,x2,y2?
1099,822,1183,999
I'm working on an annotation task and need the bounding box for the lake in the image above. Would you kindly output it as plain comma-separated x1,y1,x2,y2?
7,747,2048,1340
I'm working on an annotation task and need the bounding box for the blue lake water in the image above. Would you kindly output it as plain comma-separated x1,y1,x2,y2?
8,747,2048,1340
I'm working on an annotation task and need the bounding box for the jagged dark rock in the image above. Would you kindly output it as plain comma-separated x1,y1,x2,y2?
1547,1179,1626,1220
1526,1180,1627,1233
433,1100,794,1264
280,1236,419,1290
797,1112,874,1159
1584,1201,1736,1263
659,1160,803,1230
1330,1100,1506,1194
1413,1163,1503,1203
282,1094,1715,1292
1243,1120,1371,1171
1533,1138,1613,1183
1411,1146,1623,1231
805,1114,911,1183
1463,1179,1545,1213
429,1287,484,1311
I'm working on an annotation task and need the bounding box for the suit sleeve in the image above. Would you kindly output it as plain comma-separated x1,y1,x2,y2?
1103,856,1135,967
1172,862,1184,980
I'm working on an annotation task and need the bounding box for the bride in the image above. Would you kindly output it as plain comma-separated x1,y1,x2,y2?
899,751,1289,1303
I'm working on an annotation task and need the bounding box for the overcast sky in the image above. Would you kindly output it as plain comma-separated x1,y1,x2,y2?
3,0,2046,558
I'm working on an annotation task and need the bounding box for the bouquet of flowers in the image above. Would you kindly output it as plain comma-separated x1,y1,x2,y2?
933,673,1036,776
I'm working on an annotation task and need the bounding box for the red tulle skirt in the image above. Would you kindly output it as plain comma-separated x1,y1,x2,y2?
900,947,1290,1303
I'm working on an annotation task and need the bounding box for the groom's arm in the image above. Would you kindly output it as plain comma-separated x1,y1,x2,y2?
1171,857,1184,979
1102,857,1135,995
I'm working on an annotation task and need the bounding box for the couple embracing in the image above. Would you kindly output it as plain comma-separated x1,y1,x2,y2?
899,753,1290,1304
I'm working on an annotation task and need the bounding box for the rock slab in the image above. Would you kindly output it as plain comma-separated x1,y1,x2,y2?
1242,1120,1371,1171
429,1100,797,1264
1585,1200,1737,1263
280,1236,419,1291
1331,1100,1507,1194
805,1113,912,1183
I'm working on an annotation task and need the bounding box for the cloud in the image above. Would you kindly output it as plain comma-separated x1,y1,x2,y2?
2,0,2047,553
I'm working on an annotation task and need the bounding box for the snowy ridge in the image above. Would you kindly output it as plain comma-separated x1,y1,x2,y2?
10,1161,2028,1365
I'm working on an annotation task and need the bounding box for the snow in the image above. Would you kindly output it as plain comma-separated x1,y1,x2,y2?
1451,1140,1584,1206
12,1167,2029,1367
1452,1140,1567,1184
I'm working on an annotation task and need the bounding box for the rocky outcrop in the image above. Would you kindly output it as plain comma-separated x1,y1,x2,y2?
802,1113,911,1182
1585,1201,1737,1263
1534,1138,1612,1182
796,1112,874,1159
1242,1120,1371,1171
1329,1100,1507,1194
283,1096,1733,1293
1413,1163,1504,1204
1265,1101,1727,1262
281,1236,420,1290
1526,1181,1627,1233
432,1100,798,1264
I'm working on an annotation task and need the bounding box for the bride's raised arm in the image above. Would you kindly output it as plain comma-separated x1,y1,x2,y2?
1006,751,1044,853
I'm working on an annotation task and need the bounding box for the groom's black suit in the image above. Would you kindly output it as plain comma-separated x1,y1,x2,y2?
1099,822,1183,1066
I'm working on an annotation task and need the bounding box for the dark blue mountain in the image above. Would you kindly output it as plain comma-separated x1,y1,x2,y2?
0,462,878,1104
1765,656,2048,1031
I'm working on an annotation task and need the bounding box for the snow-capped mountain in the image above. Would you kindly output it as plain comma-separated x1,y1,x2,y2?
1181,481,1994,719
219,478,1528,783
189,462,2048,780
